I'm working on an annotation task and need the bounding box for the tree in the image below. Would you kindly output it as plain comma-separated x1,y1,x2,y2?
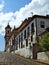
39,32,49,51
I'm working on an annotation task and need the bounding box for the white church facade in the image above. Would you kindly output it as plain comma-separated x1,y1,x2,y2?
4,15,49,59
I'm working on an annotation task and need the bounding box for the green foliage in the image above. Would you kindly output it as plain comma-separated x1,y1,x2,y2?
39,32,49,51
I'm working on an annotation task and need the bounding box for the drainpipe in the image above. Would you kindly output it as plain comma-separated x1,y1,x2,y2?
35,17,38,44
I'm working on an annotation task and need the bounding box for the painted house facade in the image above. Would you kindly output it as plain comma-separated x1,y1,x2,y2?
4,15,49,58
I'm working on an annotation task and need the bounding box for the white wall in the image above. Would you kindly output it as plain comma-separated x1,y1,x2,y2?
15,48,33,58
37,18,49,35
37,51,49,60
13,19,36,58
16,18,37,48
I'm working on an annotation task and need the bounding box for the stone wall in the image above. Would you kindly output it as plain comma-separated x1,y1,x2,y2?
15,48,33,58
37,51,49,60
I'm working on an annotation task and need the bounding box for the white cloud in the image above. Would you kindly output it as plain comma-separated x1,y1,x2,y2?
0,0,49,35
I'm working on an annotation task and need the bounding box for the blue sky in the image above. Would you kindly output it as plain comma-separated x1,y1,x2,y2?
3,0,31,13
0,0,49,51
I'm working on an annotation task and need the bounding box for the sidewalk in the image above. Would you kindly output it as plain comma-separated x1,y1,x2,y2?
34,59,49,65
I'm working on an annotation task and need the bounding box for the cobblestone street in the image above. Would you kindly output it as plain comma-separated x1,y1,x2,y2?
0,52,48,65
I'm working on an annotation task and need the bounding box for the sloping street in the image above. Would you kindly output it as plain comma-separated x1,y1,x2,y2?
0,52,48,65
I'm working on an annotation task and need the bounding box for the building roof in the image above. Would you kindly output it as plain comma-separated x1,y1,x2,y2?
5,23,11,29
7,15,49,40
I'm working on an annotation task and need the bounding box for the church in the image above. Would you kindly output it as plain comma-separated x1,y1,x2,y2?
4,15,49,59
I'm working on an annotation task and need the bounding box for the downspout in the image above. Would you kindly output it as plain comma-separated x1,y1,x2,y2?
35,17,37,43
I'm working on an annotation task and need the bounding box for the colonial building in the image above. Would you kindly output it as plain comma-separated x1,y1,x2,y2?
4,15,49,59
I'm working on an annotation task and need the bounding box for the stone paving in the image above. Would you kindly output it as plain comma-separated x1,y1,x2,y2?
0,52,48,65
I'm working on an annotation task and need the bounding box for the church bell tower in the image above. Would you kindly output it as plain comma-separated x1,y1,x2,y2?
4,23,11,51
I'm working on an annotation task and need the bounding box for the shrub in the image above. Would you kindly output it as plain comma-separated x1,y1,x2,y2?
39,32,49,51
